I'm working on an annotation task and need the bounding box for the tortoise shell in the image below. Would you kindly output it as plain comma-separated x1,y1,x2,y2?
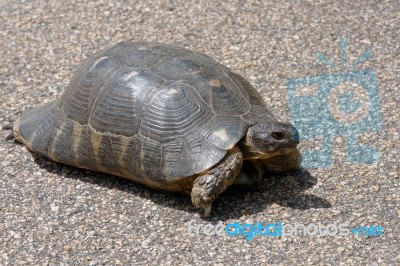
14,42,277,190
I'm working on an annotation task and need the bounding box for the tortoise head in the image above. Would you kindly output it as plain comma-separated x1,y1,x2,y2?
241,122,299,159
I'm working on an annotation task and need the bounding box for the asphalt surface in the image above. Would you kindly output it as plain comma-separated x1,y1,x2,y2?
1,0,399,265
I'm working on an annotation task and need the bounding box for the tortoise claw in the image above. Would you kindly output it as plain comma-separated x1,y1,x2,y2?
203,204,212,217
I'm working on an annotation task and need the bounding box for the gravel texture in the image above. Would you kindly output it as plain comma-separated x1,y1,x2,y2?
0,0,399,265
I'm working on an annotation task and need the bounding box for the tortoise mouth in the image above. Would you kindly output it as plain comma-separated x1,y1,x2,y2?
279,143,299,151
243,148,296,160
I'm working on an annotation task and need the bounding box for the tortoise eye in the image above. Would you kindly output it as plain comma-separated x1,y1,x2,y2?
271,131,285,140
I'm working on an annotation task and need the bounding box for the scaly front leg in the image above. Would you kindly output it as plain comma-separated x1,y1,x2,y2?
191,146,243,216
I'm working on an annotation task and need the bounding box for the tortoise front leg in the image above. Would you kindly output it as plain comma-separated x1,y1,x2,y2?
262,149,301,173
191,146,243,216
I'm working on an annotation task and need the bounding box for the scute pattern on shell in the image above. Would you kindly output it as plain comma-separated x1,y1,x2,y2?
16,42,276,186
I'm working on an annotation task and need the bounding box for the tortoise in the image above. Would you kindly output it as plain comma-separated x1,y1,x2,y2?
4,42,300,216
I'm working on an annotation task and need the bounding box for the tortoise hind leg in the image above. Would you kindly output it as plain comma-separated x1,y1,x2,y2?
5,132,15,140
2,123,14,130
2,123,15,140
191,146,243,216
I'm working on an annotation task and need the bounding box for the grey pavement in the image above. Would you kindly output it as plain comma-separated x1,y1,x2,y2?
0,0,399,265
